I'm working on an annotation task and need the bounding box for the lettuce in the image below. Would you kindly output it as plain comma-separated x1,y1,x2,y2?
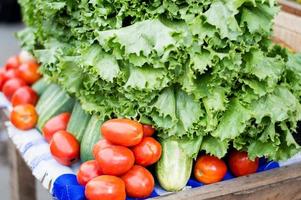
17,0,301,160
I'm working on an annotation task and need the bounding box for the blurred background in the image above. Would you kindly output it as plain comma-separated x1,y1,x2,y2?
0,0,51,199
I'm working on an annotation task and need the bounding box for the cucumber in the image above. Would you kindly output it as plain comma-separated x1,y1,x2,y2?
67,101,91,142
36,84,75,130
35,84,58,111
80,115,104,162
32,78,49,96
156,138,193,192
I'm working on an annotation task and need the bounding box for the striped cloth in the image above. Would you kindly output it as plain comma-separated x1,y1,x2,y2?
1,93,301,200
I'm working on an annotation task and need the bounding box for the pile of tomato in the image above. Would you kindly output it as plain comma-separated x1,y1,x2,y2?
38,114,162,200
0,52,40,130
79,119,161,200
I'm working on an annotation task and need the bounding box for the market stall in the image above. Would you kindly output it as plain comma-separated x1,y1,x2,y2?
2,0,301,200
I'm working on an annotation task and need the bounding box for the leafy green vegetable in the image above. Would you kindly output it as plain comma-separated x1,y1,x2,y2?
18,0,301,161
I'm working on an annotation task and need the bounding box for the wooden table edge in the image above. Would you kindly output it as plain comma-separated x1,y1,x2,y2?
279,0,301,17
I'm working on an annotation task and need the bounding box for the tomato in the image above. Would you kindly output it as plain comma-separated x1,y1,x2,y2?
50,130,80,166
11,86,38,107
1,69,22,91
77,160,102,186
228,150,259,177
5,56,20,70
142,124,155,137
95,146,135,176
142,124,156,137
10,104,38,130
132,137,162,167
121,165,154,198
101,119,143,147
18,62,41,84
0,68,6,90
3,68,22,83
3,78,27,100
194,155,227,184
92,139,113,159
85,175,126,200
42,112,71,142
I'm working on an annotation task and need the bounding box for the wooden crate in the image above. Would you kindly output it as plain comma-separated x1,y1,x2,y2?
274,0,301,52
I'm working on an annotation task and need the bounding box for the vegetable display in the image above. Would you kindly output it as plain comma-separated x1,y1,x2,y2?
17,0,301,163
4,0,301,198
1,50,299,199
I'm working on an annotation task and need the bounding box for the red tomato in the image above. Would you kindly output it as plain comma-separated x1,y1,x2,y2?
228,150,259,177
42,112,71,142
101,119,143,147
5,56,20,70
85,175,126,200
18,62,41,84
1,69,22,91
0,68,6,90
77,160,102,186
132,137,162,167
121,165,154,198
11,86,38,107
50,130,80,166
194,155,227,184
3,78,26,100
95,146,135,176
142,124,156,137
10,104,38,130
3,69,22,85
92,139,113,159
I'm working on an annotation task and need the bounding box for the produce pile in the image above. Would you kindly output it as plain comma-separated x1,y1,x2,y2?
17,0,301,161
12,0,301,196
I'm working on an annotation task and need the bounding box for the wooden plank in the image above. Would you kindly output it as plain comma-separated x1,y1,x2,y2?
274,11,301,34
273,11,301,52
279,0,301,17
156,163,301,200
9,140,37,200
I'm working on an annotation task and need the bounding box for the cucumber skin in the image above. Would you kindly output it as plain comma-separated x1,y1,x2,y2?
32,78,49,96
156,138,193,192
36,84,59,113
80,115,104,162
36,84,75,130
67,101,91,142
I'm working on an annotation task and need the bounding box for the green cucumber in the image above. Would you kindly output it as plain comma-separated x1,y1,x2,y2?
156,138,193,192
67,101,91,142
36,84,75,130
32,78,49,96
35,84,58,111
80,115,104,162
